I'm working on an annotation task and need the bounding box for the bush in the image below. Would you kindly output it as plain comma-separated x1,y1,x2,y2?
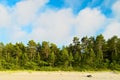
24,61,37,70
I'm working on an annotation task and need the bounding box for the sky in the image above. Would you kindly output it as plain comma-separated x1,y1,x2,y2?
0,0,120,46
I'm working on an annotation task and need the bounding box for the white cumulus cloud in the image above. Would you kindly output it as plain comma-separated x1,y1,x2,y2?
75,8,106,37
13,0,48,26
30,9,74,45
103,0,120,39
1,0,120,46
0,4,11,27
103,21,120,39
112,0,120,20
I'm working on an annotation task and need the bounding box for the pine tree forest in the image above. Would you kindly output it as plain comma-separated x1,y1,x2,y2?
0,34,120,71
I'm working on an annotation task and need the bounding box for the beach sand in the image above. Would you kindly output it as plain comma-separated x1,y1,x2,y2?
0,71,120,80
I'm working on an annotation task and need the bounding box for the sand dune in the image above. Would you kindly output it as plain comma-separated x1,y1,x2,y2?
0,71,120,80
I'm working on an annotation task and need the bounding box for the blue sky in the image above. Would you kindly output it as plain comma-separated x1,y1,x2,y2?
0,0,120,46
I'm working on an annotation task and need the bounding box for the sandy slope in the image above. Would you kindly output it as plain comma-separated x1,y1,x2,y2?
0,71,120,80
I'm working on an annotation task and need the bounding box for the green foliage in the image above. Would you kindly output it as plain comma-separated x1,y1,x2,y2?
58,47,69,67
24,61,37,70
48,52,55,66
0,35,120,71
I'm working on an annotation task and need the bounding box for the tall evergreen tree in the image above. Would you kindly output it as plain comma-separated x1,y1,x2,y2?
95,34,105,65
41,41,50,61
27,40,37,61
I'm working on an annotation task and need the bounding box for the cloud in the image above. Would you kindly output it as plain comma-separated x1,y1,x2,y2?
112,0,120,20
0,4,11,27
64,0,83,8
1,0,120,46
28,7,107,45
0,0,108,46
64,0,91,13
13,0,48,26
10,28,27,43
101,0,116,8
75,8,106,37
103,21,120,39
30,8,74,45
0,0,49,43
102,0,120,39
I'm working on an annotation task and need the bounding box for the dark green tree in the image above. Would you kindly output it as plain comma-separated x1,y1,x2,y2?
41,41,50,61
48,52,55,66
27,40,37,61
95,35,104,62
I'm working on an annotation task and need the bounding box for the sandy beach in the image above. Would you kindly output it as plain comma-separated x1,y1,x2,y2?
0,71,120,80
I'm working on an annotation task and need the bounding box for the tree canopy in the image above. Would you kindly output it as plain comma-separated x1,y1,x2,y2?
0,35,120,71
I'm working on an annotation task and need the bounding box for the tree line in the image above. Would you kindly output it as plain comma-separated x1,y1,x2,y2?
0,34,120,71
